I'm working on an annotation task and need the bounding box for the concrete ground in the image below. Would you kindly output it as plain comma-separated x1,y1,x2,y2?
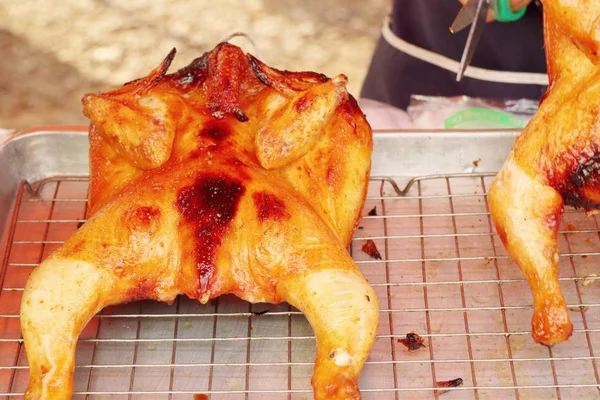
0,0,389,130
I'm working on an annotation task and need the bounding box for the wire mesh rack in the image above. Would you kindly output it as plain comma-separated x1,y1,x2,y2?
1,173,600,399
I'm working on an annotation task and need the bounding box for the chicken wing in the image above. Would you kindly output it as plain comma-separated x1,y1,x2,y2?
489,0,600,346
20,42,378,399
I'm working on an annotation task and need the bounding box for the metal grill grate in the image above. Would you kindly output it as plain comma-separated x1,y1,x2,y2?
2,174,600,399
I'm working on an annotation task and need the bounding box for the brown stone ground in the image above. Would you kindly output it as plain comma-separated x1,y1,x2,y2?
0,0,389,130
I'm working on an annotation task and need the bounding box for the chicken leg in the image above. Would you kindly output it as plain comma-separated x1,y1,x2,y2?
489,0,600,346
21,42,378,399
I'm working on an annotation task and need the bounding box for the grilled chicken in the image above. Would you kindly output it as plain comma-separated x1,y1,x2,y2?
20,43,378,399
489,0,600,346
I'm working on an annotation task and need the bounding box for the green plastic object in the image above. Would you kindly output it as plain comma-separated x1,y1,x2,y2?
493,0,527,22
443,108,528,129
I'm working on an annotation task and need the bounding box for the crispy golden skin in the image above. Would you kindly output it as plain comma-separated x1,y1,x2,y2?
489,0,600,346
20,43,378,399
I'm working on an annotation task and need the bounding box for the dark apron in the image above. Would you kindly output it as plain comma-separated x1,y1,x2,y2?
360,0,547,110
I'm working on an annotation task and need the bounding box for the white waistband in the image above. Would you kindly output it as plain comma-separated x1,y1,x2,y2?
381,15,549,86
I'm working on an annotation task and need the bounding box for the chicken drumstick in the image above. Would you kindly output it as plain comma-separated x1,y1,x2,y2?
489,0,600,346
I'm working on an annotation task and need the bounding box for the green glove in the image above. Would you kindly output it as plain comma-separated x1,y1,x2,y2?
493,0,527,22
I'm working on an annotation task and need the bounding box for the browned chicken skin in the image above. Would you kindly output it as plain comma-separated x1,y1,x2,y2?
489,0,600,346
20,43,378,399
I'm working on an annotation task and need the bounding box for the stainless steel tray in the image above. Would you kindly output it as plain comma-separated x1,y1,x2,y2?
1,127,599,399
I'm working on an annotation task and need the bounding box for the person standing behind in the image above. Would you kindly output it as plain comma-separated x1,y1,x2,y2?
360,0,547,110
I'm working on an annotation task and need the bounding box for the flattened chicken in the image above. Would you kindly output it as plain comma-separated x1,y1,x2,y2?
489,0,600,346
20,43,378,399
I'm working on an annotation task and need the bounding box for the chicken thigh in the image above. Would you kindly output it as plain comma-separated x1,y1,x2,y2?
20,43,378,399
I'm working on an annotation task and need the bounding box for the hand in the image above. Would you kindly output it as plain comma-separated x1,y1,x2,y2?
458,0,533,22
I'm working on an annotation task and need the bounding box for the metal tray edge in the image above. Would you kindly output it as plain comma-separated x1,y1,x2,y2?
0,126,520,263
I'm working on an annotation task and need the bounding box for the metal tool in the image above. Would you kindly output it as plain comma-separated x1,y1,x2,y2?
450,0,527,82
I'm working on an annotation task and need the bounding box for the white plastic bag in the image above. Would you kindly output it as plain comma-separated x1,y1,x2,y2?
357,98,414,130
407,95,539,130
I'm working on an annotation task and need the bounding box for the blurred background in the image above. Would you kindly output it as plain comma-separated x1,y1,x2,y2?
0,0,389,130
